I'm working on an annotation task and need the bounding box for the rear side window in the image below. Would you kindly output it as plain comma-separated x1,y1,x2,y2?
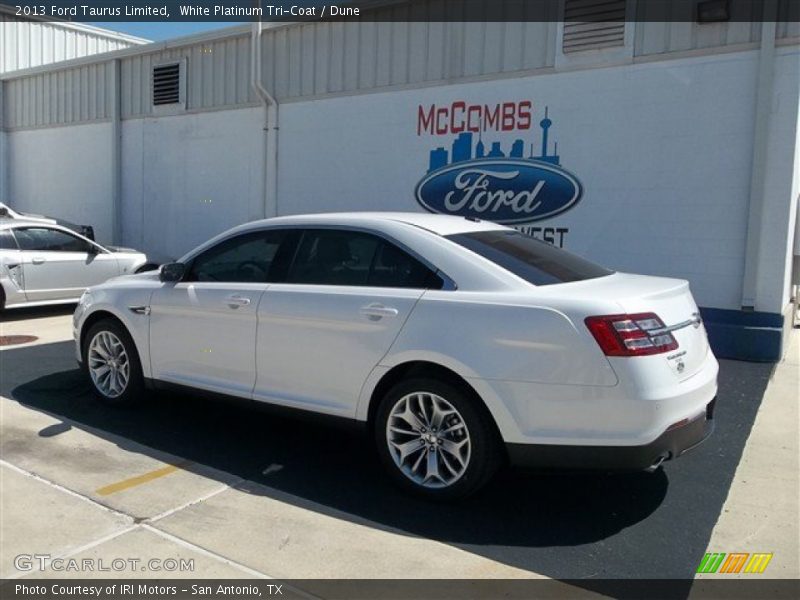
287,229,443,289
370,241,443,289
0,230,17,249
447,230,613,286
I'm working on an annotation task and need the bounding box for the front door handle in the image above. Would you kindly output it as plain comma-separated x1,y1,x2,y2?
360,303,399,320
31,257,46,265
224,295,251,309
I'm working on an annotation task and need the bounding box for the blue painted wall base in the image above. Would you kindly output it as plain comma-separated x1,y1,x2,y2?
699,307,786,362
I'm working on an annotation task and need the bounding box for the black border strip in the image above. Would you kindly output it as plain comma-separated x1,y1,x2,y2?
3,579,800,600
1,0,798,24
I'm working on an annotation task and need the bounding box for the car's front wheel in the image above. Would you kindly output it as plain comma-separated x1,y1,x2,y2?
82,319,143,406
375,377,500,500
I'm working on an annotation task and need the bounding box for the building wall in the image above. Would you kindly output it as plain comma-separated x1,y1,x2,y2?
6,121,113,240
276,49,800,315
2,60,115,128
120,107,264,259
0,12,146,75
120,33,255,118
776,69,800,313
0,6,798,360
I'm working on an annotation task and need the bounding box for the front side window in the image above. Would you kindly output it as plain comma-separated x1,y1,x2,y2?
14,227,92,253
447,230,613,286
188,230,289,283
286,229,443,289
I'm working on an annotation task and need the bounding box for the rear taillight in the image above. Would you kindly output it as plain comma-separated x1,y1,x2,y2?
585,312,678,357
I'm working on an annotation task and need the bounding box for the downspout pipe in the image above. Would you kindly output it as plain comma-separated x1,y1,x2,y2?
111,58,122,244
0,80,7,203
741,0,779,309
251,21,279,219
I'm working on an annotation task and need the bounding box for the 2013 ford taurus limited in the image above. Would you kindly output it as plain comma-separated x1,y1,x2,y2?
73,213,718,499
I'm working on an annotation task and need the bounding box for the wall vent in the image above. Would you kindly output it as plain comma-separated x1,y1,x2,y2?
563,0,627,53
152,63,181,106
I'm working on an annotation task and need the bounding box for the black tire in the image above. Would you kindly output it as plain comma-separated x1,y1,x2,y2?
374,377,501,501
82,318,144,406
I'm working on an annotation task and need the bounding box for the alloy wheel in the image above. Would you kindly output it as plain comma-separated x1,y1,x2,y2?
87,331,130,398
386,392,472,489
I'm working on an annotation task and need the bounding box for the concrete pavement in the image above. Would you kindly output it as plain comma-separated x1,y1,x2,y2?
1,306,798,594
696,327,799,579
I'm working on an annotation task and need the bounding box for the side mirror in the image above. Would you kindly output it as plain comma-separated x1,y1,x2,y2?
87,243,100,255
159,262,186,283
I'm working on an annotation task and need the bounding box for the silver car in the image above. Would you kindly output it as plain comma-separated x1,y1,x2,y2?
0,219,149,310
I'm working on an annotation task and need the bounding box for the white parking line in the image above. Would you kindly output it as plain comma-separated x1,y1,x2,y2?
0,458,134,522
5,525,139,580
140,525,322,600
146,480,244,524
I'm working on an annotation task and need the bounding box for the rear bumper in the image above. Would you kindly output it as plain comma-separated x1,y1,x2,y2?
506,398,715,471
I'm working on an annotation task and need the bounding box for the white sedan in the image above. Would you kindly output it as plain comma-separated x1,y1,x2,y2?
73,213,718,499
1,219,148,310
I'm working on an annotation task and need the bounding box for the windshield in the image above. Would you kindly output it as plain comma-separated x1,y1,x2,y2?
446,230,613,286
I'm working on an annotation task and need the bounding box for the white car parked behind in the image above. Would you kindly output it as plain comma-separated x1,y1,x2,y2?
0,219,148,310
73,213,718,499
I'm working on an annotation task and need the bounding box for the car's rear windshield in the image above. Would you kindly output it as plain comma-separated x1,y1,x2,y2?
446,230,613,286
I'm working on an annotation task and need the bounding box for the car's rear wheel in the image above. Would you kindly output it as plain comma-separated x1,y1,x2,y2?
375,377,500,500
83,319,143,406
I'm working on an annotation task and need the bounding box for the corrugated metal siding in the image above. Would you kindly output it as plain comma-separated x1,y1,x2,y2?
3,61,113,129
634,0,798,56
3,7,797,130
261,17,557,102
121,34,255,118
0,14,140,74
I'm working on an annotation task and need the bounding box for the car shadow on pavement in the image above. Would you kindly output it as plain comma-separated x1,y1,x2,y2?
5,340,774,581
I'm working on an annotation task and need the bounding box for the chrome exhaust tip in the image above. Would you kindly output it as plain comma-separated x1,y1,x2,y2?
645,452,670,473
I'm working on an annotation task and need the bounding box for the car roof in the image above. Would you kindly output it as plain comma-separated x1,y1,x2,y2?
0,217,47,228
240,212,509,236
0,218,99,242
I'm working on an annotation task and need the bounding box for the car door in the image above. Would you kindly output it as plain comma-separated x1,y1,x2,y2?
13,226,120,302
253,228,443,417
148,229,290,398
0,229,26,305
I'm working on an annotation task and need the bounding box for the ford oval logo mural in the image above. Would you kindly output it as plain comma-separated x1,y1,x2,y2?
415,104,584,225
415,158,583,224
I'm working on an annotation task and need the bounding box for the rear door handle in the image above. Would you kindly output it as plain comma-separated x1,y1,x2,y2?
224,295,251,309
360,303,399,320
31,257,46,265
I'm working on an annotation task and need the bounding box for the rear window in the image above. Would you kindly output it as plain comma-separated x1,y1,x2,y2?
446,230,613,286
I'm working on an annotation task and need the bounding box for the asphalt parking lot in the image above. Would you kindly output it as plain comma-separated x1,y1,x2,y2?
1,306,798,594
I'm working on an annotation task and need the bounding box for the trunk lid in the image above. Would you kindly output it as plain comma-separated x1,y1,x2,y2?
597,273,709,380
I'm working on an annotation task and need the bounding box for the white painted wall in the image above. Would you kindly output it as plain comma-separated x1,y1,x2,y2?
2,44,796,318
277,48,799,314
120,107,264,260
6,121,113,241
778,48,800,308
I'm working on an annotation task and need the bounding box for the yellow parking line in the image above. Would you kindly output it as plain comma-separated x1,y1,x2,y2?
96,462,190,496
